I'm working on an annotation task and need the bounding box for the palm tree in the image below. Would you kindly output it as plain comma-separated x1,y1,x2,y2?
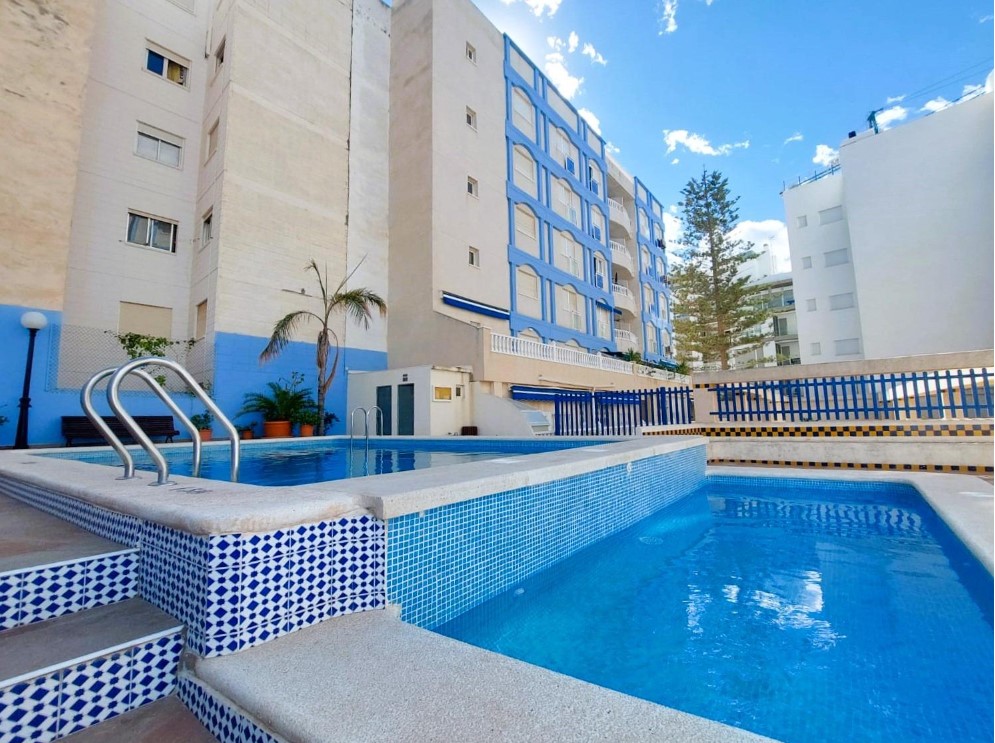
260,260,387,435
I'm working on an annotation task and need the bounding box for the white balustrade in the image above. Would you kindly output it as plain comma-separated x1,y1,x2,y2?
491,333,634,374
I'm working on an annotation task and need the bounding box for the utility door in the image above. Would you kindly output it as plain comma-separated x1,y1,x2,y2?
397,383,415,436
375,385,392,435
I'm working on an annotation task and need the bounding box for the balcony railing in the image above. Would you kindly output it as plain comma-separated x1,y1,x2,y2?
615,329,637,345
611,283,634,300
609,241,634,274
608,199,633,236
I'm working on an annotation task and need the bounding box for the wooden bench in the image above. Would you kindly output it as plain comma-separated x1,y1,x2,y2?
61,416,180,447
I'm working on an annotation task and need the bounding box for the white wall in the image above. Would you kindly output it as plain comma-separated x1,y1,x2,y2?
783,173,862,364
841,93,994,358
347,366,473,435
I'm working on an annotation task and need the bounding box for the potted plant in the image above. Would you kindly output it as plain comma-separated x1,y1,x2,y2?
238,373,315,438
238,423,255,440
295,406,320,437
190,411,214,441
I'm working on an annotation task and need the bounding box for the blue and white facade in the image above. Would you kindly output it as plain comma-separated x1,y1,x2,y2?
633,178,674,363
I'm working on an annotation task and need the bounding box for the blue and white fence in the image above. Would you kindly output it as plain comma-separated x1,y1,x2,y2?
709,368,993,422
553,387,693,436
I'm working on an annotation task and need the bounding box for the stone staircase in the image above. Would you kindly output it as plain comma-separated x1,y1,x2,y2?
0,495,212,742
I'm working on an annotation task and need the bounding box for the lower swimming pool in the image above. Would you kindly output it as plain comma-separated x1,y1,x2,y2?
43,437,609,487
435,476,994,743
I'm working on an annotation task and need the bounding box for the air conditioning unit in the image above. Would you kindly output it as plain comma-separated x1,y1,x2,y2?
566,157,575,174
656,238,664,248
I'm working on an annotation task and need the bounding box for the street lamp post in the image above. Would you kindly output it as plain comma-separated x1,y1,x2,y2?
13,311,49,450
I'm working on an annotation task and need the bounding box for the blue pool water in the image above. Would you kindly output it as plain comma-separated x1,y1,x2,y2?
44,438,605,487
435,477,994,742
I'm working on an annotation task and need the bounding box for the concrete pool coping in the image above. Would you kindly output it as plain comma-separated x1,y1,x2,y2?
0,436,703,533
188,608,776,743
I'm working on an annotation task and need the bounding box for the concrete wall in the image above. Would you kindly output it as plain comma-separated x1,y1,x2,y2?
841,93,994,359
0,0,96,312
782,173,862,364
347,365,473,435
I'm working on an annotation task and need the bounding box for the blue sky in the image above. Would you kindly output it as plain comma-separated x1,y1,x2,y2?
472,0,994,269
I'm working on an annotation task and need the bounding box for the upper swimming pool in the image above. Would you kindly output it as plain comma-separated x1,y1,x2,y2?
435,475,994,743
42,437,611,487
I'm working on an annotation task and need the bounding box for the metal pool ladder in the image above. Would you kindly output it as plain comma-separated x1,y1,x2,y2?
80,357,240,485
348,406,383,475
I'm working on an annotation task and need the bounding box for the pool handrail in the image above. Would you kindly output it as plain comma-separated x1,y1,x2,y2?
106,358,239,485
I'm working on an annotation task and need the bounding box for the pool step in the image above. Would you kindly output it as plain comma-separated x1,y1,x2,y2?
61,695,217,742
0,598,184,742
0,494,138,631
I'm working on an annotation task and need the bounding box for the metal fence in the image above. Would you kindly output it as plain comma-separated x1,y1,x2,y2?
553,387,694,436
710,368,993,422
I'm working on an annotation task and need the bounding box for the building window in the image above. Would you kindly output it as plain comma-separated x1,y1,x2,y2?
553,179,580,226
466,106,477,130
555,231,583,279
201,211,213,248
824,248,849,267
516,267,541,320
806,298,817,311
835,338,861,356
135,125,182,167
518,268,539,299
127,211,177,252
468,246,480,267
465,43,476,63
514,204,539,256
214,39,225,72
433,387,453,401
593,254,607,289
819,206,844,225
558,285,584,331
511,88,535,140
550,126,578,173
467,176,478,197
146,47,188,86
810,342,821,356
645,323,659,354
802,256,813,269
195,300,208,339
829,292,854,310
206,121,219,161
597,306,611,339
796,215,808,228
512,145,537,198
119,301,173,337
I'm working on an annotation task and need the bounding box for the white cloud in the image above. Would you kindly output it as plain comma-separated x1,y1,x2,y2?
920,97,952,113
500,0,562,18
663,129,749,156
962,82,986,99
812,144,838,167
728,219,791,274
658,0,678,34
875,105,907,130
662,212,683,253
605,141,620,156
578,108,601,134
886,94,906,104
543,53,583,99
568,31,579,53
546,35,565,52
581,42,607,65
671,157,680,165
980,14,993,22
783,132,803,145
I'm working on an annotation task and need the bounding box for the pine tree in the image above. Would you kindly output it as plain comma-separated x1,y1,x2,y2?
670,170,770,370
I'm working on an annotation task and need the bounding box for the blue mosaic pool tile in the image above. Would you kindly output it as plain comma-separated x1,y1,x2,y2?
387,444,707,629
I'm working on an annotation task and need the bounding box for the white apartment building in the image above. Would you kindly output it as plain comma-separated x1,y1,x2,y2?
783,91,993,365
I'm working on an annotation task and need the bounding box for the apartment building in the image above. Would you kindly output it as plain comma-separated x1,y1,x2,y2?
388,0,674,375
0,0,390,444
783,91,993,365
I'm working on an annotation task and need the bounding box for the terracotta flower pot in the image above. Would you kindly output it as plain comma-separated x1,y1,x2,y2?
198,429,213,442
299,424,314,437
240,430,254,440
263,420,292,438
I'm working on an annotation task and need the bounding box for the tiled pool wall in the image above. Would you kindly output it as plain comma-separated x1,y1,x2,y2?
387,444,707,629
0,476,385,657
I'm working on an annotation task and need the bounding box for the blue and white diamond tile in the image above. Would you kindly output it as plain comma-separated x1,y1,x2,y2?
60,652,132,736
238,618,291,651
0,673,61,743
141,551,207,631
286,549,335,611
0,572,22,630
203,567,242,635
241,531,293,565
141,522,208,565
292,521,333,552
20,563,85,625
177,676,281,743
130,632,182,706
83,552,138,609
333,515,384,543
208,534,242,566
241,559,289,627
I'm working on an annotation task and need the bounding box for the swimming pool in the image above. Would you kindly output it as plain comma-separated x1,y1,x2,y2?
435,476,994,742
42,437,610,487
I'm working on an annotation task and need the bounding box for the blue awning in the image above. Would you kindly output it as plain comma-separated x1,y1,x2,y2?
441,291,510,320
